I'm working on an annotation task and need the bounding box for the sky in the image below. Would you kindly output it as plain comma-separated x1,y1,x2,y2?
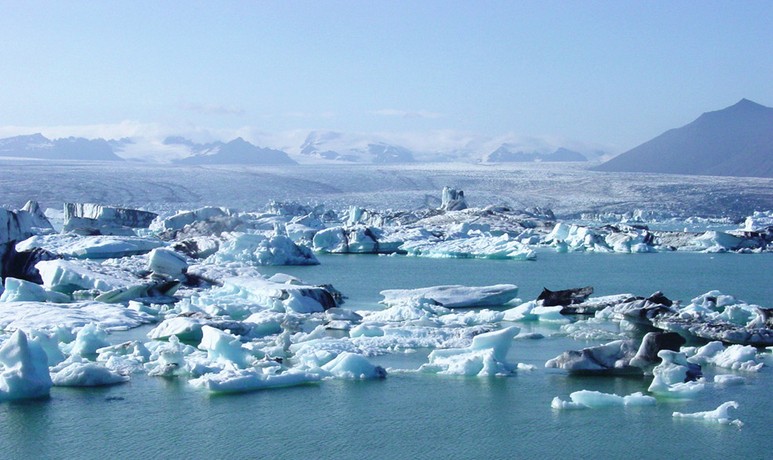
0,1,771,155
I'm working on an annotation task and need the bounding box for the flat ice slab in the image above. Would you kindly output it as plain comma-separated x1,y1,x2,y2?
380,284,519,308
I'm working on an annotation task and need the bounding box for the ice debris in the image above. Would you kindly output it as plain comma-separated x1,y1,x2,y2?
673,401,743,428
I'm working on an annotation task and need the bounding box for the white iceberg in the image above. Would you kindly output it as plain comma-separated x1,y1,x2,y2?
147,247,188,279
50,355,129,386
673,401,743,427
0,330,53,401
380,284,519,309
189,368,321,393
320,352,387,379
0,301,155,332
209,232,318,266
420,326,520,376
551,390,655,409
400,234,536,260
648,350,704,398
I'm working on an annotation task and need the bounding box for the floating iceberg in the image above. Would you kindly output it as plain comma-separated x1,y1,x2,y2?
0,301,155,332
648,350,704,398
63,203,157,236
320,352,387,379
50,355,129,386
189,368,321,393
380,284,519,309
420,326,520,376
0,330,53,401
209,232,318,266
551,390,655,410
673,401,743,427
400,234,536,260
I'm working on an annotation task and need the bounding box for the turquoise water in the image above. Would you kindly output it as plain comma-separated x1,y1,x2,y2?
1,252,771,459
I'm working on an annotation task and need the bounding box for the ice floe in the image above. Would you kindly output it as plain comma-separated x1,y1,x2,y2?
551,390,656,410
673,401,743,428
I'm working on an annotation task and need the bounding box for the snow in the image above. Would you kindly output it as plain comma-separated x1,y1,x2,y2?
380,284,519,309
673,401,743,427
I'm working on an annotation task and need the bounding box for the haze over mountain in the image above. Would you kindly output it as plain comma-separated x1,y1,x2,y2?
484,145,587,163
0,133,122,161
164,137,296,165
595,99,773,178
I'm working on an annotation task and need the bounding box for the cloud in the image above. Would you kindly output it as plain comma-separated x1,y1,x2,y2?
372,109,444,119
180,102,245,116
282,111,336,119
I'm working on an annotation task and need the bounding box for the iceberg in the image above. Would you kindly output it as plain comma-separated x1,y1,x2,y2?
673,401,743,427
189,368,321,393
380,284,519,309
440,186,468,211
0,330,53,401
50,356,129,386
313,225,402,254
147,247,188,279
209,232,318,266
63,203,157,236
215,277,338,313
0,301,155,332
400,234,536,260
551,391,655,410
648,350,704,398
420,326,520,376
320,352,387,379
685,341,763,372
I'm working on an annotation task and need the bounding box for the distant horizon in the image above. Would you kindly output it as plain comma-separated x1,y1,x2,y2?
0,98,768,163
1,2,772,156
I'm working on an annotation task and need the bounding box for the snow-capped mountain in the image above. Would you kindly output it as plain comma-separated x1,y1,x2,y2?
595,99,773,177
484,145,588,163
300,131,415,163
165,137,296,165
0,133,122,161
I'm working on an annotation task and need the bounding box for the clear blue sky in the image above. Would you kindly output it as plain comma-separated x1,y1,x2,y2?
1,0,771,152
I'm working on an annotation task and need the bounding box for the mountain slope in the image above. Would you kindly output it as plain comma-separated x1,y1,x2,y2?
594,99,773,177
168,137,296,165
0,133,122,161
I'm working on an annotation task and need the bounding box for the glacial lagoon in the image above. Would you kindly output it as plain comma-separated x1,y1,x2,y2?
1,251,771,460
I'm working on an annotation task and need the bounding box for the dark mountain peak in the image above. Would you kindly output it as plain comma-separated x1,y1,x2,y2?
594,99,773,178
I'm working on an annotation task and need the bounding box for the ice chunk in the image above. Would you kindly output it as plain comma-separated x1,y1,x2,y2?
320,352,387,379
217,277,337,313
380,284,519,309
147,248,188,279
648,350,704,398
198,326,249,368
63,202,157,235
502,300,538,321
68,323,110,356
189,368,321,393
313,225,401,254
0,277,49,302
440,186,468,211
0,301,155,332
551,390,656,409
686,341,763,372
210,232,318,266
400,234,536,260
0,330,53,401
545,340,641,375
421,326,520,376
50,355,129,386
713,374,745,386
673,401,743,427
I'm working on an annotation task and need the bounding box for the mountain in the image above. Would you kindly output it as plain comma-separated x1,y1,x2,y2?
594,99,773,177
300,131,415,163
166,137,296,165
0,133,122,161
484,145,587,163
